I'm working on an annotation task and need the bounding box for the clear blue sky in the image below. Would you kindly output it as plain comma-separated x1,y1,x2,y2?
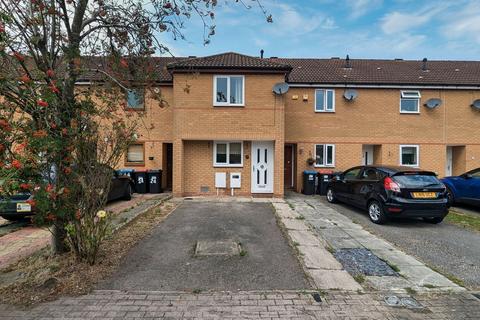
161,0,480,60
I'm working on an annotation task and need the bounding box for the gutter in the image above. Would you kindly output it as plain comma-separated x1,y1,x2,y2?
288,83,480,90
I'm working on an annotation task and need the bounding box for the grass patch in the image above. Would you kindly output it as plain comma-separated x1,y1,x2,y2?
288,202,295,210
404,287,417,295
239,249,248,257
292,241,300,247
422,284,437,289
446,210,480,232
192,288,203,294
353,274,365,284
295,215,305,220
0,200,177,306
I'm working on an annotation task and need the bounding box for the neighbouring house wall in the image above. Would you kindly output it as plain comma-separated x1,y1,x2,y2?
118,85,174,171
285,87,480,188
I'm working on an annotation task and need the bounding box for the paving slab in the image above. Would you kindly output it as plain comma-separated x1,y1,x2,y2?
298,245,343,270
365,276,415,292
309,270,363,291
399,265,464,290
371,248,425,267
288,230,325,246
281,218,310,230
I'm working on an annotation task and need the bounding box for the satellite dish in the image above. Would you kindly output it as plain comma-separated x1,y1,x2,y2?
343,89,358,101
272,82,289,95
424,98,442,109
472,99,480,110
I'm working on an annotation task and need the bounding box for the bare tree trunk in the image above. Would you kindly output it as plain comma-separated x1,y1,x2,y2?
52,221,67,253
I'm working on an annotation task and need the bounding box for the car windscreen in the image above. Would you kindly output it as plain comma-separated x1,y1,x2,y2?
392,174,443,188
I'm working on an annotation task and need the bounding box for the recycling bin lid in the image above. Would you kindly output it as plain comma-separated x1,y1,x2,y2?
304,170,318,174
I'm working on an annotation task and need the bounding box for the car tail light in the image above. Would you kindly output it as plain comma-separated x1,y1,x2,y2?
384,177,401,192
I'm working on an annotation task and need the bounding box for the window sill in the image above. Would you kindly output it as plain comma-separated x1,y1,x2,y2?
314,165,335,168
214,164,244,168
400,111,420,114
125,108,146,112
213,104,245,108
315,110,335,113
125,162,145,167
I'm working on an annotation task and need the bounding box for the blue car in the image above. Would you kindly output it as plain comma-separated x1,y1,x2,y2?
441,168,480,206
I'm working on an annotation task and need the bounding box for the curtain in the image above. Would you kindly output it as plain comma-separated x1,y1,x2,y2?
127,144,144,162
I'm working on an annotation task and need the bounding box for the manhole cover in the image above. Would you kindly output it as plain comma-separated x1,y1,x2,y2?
334,248,398,277
384,295,401,307
401,297,423,309
194,240,241,257
384,295,423,309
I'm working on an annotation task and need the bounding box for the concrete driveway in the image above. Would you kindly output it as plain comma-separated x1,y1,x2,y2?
100,200,310,291
317,197,480,290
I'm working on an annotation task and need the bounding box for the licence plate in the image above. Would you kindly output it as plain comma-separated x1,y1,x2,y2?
411,192,437,199
16,203,31,212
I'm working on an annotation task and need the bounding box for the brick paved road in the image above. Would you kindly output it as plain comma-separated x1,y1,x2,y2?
1,290,479,319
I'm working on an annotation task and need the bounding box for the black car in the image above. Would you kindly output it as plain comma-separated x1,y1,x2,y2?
0,170,134,221
326,165,449,224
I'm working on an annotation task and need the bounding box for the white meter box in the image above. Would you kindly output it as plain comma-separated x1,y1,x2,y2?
230,173,241,188
215,172,226,188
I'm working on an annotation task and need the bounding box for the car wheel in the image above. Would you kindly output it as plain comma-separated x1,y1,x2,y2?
423,217,444,224
123,184,133,201
326,188,337,203
445,187,454,206
368,200,387,224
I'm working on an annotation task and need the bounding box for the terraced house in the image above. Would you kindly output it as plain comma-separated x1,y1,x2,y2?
116,52,480,197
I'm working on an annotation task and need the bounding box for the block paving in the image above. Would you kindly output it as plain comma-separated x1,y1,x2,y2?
1,289,479,319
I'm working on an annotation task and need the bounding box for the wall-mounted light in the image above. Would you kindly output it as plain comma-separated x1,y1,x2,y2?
149,156,154,161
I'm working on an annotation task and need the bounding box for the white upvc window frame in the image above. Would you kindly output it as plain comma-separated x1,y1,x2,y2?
399,145,420,167
213,141,244,167
213,75,245,107
400,90,421,114
315,89,335,112
314,144,335,167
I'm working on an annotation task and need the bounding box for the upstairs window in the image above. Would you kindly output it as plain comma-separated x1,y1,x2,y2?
314,144,335,167
214,141,243,167
400,91,421,113
315,89,335,112
126,88,145,110
214,75,244,106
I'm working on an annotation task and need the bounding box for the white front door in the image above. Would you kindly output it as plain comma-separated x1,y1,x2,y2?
446,147,453,176
362,145,374,166
251,141,274,193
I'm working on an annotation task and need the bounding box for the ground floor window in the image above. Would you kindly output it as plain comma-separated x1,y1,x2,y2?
214,141,243,167
400,145,419,166
126,143,145,165
314,144,335,167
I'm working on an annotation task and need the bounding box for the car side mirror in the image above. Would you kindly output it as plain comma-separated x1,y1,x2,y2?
463,173,473,179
